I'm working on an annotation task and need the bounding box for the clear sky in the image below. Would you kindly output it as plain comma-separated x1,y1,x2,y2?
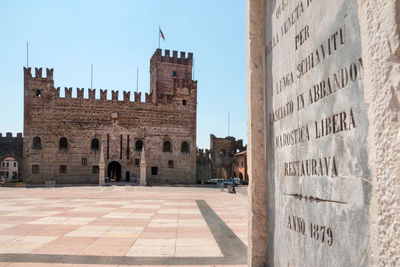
0,0,247,149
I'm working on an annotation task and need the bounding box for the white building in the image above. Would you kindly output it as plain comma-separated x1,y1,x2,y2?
1,157,18,180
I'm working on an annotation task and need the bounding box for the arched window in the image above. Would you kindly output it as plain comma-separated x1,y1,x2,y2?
32,137,42,149
219,149,226,156
59,137,68,149
135,140,143,151
181,141,189,153
163,141,172,152
91,138,99,150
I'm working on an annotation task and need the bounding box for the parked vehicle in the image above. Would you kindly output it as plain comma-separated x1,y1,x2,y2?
206,179,225,184
222,178,240,186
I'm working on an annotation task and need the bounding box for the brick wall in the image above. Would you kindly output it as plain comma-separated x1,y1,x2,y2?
23,49,197,184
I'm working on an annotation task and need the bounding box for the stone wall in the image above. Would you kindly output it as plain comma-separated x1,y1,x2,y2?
247,0,400,266
358,0,400,264
23,49,197,185
196,148,213,183
0,132,23,179
210,134,245,179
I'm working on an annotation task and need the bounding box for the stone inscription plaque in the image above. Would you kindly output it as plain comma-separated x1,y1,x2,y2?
265,0,371,266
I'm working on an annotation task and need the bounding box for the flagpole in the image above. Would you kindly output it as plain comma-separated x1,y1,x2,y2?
228,112,230,137
91,64,93,90
26,42,29,68
158,26,160,49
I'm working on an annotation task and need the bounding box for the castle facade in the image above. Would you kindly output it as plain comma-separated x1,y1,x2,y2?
22,49,197,184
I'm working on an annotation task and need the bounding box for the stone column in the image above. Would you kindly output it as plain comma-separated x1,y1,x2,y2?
99,145,105,185
358,1,400,265
246,0,268,266
140,149,147,186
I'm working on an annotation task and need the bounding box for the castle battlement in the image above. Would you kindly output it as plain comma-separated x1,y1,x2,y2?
197,148,210,158
25,65,196,105
0,132,23,143
151,49,193,66
51,87,151,103
24,67,53,80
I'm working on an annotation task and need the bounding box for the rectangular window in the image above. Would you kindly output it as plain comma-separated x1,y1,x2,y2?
107,134,110,159
2,162,4,167
127,135,130,159
120,134,123,159
135,158,140,166
81,157,87,166
13,162,16,167
168,160,174,168
59,165,67,174
151,167,158,175
92,166,99,174
6,162,9,167
32,165,39,174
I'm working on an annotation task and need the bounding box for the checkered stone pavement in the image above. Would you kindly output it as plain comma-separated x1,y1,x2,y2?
0,186,248,266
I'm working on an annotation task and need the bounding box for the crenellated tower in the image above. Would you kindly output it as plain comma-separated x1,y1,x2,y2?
150,49,194,103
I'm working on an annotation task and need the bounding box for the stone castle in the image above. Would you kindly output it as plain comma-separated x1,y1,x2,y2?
18,48,197,184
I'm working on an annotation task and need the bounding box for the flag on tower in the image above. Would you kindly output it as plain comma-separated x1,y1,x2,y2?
159,27,165,40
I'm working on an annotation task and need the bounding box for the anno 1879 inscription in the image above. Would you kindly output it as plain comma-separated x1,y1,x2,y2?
266,0,371,266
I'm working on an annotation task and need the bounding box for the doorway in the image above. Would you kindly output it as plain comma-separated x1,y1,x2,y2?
108,161,121,182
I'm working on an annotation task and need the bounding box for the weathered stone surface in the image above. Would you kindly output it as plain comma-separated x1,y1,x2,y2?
210,134,245,179
358,1,400,265
265,1,370,266
247,0,400,266
22,49,197,185
196,148,213,183
246,0,268,266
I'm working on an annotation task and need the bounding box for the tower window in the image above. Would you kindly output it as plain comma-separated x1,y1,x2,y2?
81,158,87,166
220,149,226,156
32,165,39,174
35,90,42,97
32,137,42,149
173,71,177,77
168,160,174,168
181,141,189,153
59,137,68,149
151,167,158,175
163,141,172,152
93,166,99,174
182,100,187,105
59,165,67,174
135,140,143,151
91,138,100,150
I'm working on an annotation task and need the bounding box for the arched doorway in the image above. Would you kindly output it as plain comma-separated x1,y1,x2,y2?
125,171,130,182
239,172,243,180
108,161,121,182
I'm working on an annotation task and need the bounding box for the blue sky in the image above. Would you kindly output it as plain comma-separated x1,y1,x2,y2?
0,0,247,148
